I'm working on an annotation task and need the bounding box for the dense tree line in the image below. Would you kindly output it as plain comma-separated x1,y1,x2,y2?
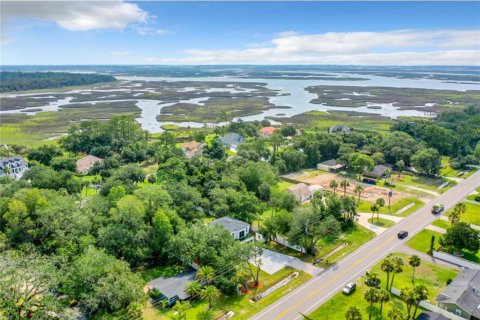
0,72,115,92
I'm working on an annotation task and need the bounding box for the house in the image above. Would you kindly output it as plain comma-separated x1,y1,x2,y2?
76,155,104,174
363,165,391,180
147,270,196,306
308,184,323,195
287,183,312,203
416,311,449,320
436,269,480,319
210,216,251,240
0,156,28,179
181,141,205,158
259,126,277,137
219,133,246,149
317,159,345,173
328,125,351,135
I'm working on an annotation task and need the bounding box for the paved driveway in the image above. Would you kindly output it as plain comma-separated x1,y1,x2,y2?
257,249,322,276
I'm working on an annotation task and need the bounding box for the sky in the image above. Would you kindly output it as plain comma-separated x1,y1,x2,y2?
1,1,480,65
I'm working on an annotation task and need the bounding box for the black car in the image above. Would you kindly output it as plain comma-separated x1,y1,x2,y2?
397,231,409,239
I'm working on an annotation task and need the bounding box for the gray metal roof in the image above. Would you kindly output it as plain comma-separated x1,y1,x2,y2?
219,133,245,148
436,269,480,315
148,271,196,300
319,159,343,167
210,216,250,233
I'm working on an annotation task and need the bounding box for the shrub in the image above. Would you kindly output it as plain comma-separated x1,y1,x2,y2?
475,195,480,202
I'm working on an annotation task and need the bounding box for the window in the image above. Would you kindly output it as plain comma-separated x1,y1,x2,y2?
239,230,245,238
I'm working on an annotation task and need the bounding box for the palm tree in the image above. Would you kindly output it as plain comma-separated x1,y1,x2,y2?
449,202,466,224
197,266,215,285
389,256,404,291
345,306,363,320
354,185,364,203
378,289,390,318
364,288,380,320
365,272,381,288
381,256,394,290
201,285,220,310
411,285,429,319
387,307,405,320
185,280,203,299
172,301,189,320
370,203,379,221
375,198,386,221
330,180,338,195
340,179,350,197
400,287,415,319
395,160,405,178
408,255,421,284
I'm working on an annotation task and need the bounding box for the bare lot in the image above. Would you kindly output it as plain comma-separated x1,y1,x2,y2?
285,170,410,203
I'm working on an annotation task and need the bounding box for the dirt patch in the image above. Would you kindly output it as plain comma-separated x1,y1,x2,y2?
286,171,409,203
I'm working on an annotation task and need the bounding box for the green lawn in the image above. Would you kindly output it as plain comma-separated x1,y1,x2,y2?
440,156,461,178
358,197,423,217
368,217,395,228
308,252,457,320
388,173,447,194
148,267,312,320
316,225,376,265
431,219,451,230
406,229,442,254
446,202,480,226
277,180,294,191
135,264,187,283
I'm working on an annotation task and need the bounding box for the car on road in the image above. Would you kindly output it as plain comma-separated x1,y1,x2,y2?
431,203,445,214
397,231,409,239
342,282,356,295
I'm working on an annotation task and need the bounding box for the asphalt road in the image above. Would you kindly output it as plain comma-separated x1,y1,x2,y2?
249,170,480,320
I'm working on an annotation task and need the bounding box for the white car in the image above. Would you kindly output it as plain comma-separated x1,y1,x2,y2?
342,282,356,295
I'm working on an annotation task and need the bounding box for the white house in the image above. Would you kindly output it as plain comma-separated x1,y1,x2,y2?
0,156,28,180
209,216,250,240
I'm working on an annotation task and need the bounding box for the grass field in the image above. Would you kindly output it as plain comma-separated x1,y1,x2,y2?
146,266,312,320
308,252,457,320
358,197,423,217
406,229,442,254
368,217,396,228
446,202,480,226
431,219,451,230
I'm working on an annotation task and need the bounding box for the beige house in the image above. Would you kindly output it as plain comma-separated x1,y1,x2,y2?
287,183,312,203
76,155,104,174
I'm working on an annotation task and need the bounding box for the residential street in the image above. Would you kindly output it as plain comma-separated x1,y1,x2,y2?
249,170,480,320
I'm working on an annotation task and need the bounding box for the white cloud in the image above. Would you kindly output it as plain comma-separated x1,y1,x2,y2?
109,50,130,56
177,29,480,65
136,26,171,36
1,0,148,31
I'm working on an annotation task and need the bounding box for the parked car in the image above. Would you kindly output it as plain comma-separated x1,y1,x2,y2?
397,231,409,239
431,203,445,214
342,282,356,295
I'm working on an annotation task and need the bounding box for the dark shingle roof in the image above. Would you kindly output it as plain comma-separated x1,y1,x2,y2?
436,269,480,315
210,216,250,233
416,311,448,320
148,271,196,300
363,165,390,178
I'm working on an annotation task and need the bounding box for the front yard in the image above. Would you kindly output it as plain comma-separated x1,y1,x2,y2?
446,202,480,226
144,266,312,320
308,252,458,320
